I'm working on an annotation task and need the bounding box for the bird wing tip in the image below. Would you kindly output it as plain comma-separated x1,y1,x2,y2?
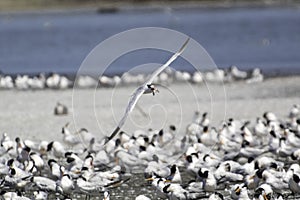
104,126,121,145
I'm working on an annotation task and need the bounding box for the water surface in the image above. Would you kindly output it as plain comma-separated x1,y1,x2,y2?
0,7,300,76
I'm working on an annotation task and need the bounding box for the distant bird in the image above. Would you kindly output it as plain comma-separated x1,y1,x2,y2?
15,75,29,90
0,75,14,89
191,71,203,84
76,75,98,88
229,65,247,80
246,68,263,84
289,104,300,119
205,69,225,82
54,102,68,115
46,73,71,89
27,74,46,89
105,38,190,144
46,73,60,88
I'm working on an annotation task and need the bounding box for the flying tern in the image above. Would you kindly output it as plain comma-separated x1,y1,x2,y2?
105,38,190,144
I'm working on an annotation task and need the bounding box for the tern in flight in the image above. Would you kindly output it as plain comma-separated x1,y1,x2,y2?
105,38,190,144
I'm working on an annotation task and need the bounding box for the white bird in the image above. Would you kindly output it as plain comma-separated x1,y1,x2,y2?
254,183,273,200
0,191,31,200
29,152,44,171
0,75,14,89
192,71,203,84
230,184,250,200
59,75,71,89
147,177,168,198
77,128,95,144
135,194,151,200
33,191,48,200
31,176,58,193
47,141,66,158
48,159,64,179
76,75,98,88
27,74,45,89
263,111,277,122
289,104,299,119
166,164,182,183
15,75,29,90
103,191,110,200
75,175,105,194
208,192,224,200
62,123,81,147
58,174,75,194
46,73,60,88
99,75,117,87
246,68,263,83
197,168,217,192
229,65,247,79
1,132,14,152
105,38,190,144
163,183,188,199
289,173,300,194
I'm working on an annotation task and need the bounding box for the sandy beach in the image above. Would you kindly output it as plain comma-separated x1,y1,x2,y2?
1,76,299,143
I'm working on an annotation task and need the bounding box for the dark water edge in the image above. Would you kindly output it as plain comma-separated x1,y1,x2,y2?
1,6,300,77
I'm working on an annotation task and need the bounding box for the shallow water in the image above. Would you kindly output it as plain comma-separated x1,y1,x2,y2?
0,7,300,76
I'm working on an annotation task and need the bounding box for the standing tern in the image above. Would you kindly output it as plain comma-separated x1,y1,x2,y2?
105,37,190,144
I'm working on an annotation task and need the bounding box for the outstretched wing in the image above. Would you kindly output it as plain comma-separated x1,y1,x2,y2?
105,85,145,144
105,38,190,144
145,37,190,85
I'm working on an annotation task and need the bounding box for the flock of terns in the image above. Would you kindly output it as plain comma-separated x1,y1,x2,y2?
1,39,294,200
0,67,263,90
1,104,300,199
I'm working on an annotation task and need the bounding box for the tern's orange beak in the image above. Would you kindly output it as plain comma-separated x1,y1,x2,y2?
235,187,241,193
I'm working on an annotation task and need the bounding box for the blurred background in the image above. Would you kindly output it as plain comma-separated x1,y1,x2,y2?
0,0,300,77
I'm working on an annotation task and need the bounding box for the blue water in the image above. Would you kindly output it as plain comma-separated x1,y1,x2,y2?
0,6,300,76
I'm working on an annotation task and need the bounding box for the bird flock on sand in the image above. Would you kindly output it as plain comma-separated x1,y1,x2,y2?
0,66,263,90
1,104,300,199
0,39,293,200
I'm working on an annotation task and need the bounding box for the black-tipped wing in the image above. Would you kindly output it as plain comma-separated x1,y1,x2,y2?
105,126,120,145
105,85,145,144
